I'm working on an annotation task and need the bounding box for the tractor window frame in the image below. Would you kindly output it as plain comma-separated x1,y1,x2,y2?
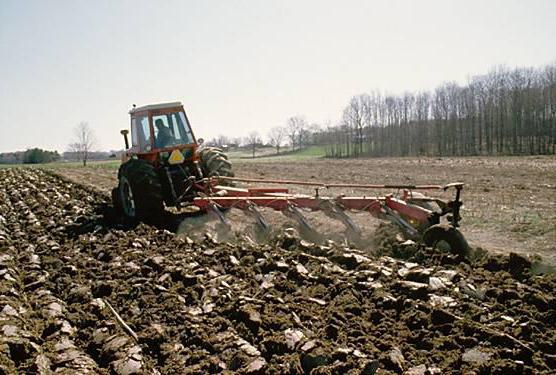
175,111,195,144
131,114,152,150
131,118,139,147
140,116,152,150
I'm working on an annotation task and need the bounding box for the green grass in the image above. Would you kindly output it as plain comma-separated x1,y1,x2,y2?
227,147,279,159
0,146,326,170
230,145,327,162
289,145,327,157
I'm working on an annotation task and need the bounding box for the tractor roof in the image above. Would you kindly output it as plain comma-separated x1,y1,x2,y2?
129,102,183,114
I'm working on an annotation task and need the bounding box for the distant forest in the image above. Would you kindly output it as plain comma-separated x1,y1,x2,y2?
322,63,556,157
0,149,60,164
207,62,556,158
0,150,117,164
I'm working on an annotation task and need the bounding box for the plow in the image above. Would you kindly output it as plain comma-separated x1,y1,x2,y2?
192,177,467,254
113,101,469,255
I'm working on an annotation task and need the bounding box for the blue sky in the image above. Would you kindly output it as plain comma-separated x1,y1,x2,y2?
1,0,555,152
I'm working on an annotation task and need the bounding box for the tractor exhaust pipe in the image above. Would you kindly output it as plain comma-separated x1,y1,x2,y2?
120,130,130,149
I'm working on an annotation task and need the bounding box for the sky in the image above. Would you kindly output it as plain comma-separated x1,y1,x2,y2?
1,0,555,153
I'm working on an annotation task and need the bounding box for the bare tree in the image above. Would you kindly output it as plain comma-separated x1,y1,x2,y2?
230,137,242,148
215,135,230,147
246,131,261,158
68,122,96,166
286,116,307,150
343,94,369,156
286,118,298,151
267,126,285,154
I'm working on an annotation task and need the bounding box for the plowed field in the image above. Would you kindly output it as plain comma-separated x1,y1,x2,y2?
1,168,555,374
56,156,556,263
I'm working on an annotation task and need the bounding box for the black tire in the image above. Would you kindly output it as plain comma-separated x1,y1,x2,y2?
117,159,164,220
199,147,234,182
111,187,122,213
423,224,469,257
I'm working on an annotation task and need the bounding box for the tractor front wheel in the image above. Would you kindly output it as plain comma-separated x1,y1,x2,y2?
423,224,469,257
117,159,164,221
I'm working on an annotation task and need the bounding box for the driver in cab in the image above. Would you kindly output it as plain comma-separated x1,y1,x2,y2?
154,119,173,148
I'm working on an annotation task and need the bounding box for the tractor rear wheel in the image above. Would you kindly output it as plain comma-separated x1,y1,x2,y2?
111,187,122,213
423,224,469,257
199,147,234,182
117,159,164,220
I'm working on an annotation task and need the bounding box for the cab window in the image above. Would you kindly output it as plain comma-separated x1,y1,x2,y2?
131,115,151,149
153,111,194,148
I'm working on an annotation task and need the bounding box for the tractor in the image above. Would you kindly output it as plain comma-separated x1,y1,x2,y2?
113,101,469,256
112,102,233,220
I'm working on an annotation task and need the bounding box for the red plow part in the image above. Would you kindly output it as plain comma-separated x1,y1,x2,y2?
191,176,465,245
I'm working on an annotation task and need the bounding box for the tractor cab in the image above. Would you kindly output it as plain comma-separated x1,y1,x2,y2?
114,101,234,220
122,102,198,165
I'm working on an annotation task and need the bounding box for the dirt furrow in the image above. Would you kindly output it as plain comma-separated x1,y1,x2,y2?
7,169,155,374
1,170,103,374
1,168,555,374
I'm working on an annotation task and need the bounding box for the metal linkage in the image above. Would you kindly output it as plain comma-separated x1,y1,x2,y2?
319,200,361,240
283,203,320,241
381,204,419,238
244,201,271,234
207,201,232,232
216,176,448,191
176,175,197,205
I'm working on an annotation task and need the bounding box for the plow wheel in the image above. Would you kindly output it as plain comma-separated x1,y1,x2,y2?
423,224,469,257
117,159,164,221
199,147,234,182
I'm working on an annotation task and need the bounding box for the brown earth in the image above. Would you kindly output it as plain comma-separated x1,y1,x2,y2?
0,167,555,374
57,156,556,263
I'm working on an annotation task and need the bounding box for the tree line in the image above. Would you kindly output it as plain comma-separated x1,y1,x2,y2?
324,63,556,157
207,116,321,157
0,148,61,164
210,62,556,158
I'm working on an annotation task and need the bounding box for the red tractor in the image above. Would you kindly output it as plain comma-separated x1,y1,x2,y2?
112,102,233,219
114,101,469,256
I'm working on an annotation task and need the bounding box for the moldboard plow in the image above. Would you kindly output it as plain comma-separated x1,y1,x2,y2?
191,177,468,255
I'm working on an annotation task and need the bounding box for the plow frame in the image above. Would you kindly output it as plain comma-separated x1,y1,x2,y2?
190,176,464,242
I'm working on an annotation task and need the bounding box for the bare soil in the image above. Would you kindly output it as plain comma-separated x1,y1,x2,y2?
57,156,556,263
1,166,555,374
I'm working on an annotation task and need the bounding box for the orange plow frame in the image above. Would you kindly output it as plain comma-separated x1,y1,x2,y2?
191,177,464,241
